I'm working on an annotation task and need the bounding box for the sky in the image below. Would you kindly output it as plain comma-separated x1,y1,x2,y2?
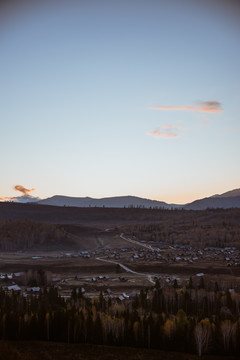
0,0,240,204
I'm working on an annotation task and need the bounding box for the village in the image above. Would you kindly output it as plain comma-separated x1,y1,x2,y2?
25,232,240,267
1,233,240,300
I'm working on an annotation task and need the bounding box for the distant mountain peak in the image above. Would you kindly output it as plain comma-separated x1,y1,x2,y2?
212,188,240,198
184,187,240,210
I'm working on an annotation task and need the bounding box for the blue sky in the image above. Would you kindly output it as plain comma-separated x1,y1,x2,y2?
0,0,240,204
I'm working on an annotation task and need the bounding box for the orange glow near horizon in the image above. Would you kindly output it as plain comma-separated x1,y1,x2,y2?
153,192,210,205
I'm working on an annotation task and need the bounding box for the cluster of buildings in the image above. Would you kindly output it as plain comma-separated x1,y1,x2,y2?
76,243,240,267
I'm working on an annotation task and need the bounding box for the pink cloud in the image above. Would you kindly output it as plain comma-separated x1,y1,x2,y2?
151,101,223,113
148,130,179,138
13,184,36,195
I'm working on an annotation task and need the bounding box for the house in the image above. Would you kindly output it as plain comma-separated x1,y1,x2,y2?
129,293,137,299
8,285,21,291
26,287,40,292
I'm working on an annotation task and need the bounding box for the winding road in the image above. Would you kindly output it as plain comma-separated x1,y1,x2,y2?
96,256,155,284
120,233,175,251
120,233,158,252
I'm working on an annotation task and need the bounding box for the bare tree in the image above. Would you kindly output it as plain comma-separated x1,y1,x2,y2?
221,320,236,353
194,319,211,357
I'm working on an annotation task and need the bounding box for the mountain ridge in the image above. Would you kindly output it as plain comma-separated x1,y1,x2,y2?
36,188,240,210
2,188,240,210
37,195,179,209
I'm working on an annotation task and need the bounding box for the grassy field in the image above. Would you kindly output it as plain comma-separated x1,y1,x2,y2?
0,341,237,360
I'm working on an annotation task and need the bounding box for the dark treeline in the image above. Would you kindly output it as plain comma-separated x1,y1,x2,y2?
1,281,240,357
0,220,67,251
1,203,240,229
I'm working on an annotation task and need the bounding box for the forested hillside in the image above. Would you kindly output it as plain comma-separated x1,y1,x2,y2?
1,280,240,357
0,220,67,251
123,209,240,248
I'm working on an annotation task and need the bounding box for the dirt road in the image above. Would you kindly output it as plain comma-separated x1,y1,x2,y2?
96,256,155,284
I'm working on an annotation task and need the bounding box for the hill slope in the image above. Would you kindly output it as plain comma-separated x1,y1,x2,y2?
184,195,240,210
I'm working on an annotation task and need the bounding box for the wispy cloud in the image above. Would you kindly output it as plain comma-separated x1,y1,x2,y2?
151,101,223,113
148,124,181,139
160,124,182,130
148,130,179,138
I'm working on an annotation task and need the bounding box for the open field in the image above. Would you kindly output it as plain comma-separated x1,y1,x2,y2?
1,341,237,360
